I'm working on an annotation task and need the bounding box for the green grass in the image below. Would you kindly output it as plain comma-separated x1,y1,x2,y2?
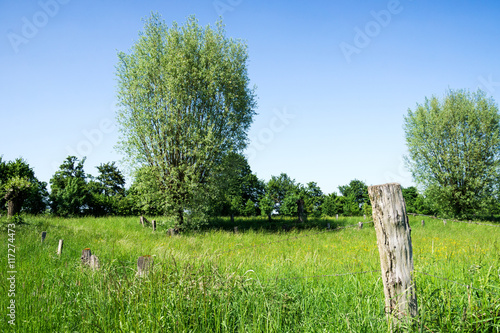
1,215,499,332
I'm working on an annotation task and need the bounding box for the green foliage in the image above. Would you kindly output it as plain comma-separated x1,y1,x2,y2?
127,165,167,216
0,157,47,214
302,182,324,217
404,89,500,218
280,192,300,217
115,14,256,226
242,199,257,216
49,156,88,216
266,173,299,213
259,192,274,221
321,192,344,216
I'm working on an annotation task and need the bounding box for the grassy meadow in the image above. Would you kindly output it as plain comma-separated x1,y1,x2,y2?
1,215,499,332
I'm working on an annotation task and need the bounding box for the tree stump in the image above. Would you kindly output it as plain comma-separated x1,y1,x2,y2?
168,228,179,236
137,255,153,277
81,248,92,265
57,239,64,256
368,183,418,329
90,255,100,271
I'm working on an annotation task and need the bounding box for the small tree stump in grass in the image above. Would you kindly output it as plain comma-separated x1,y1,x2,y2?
90,255,100,271
41,231,47,243
81,248,92,265
57,239,64,256
168,228,179,236
368,183,418,329
358,222,363,229
421,220,425,227
137,255,153,277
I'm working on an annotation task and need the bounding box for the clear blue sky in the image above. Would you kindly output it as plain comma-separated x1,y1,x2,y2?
1,0,499,194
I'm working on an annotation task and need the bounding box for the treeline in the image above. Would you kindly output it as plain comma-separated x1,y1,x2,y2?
1,154,438,220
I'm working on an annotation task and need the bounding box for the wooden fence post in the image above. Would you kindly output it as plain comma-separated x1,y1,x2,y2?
327,223,331,230
57,239,64,256
421,220,425,227
234,226,238,233
41,231,47,243
358,222,363,229
336,214,338,220
137,255,153,277
152,220,156,231
443,219,447,225
368,183,418,329
81,248,92,265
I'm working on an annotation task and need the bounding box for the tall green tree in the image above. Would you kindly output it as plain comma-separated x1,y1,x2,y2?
49,156,88,216
115,14,256,225
404,89,500,218
87,162,127,216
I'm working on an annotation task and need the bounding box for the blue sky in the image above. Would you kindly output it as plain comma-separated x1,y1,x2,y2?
1,0,499,194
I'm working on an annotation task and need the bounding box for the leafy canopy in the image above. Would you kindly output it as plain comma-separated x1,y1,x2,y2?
116,13,256,225
404,89,500,218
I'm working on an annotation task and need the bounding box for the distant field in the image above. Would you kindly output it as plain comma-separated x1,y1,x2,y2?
1,215,499,332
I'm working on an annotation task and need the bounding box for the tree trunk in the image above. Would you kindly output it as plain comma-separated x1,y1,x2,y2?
296,198,305,222
5,190,24,218
230,213,234,223
368,183,418,329
177,208,184,225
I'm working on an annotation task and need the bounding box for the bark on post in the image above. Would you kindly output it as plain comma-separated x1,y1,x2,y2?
57,239,64,256
368,183,418,329
81,248,92,265
137,255,153,277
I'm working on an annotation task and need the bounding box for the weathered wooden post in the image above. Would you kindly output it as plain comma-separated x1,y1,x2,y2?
368,183,418,329
358,222,363,229
336,214,339,220
363,214,367,220
152,220,156,231
421,220,425,227
443,219,447,225
137,255,153,277
57,239,64,255
90,255,100,271
234,226,238,233
41,231,47,243
327,223,331,230
81,248,92,265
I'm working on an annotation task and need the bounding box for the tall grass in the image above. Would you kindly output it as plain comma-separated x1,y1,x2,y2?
0,215,499,332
